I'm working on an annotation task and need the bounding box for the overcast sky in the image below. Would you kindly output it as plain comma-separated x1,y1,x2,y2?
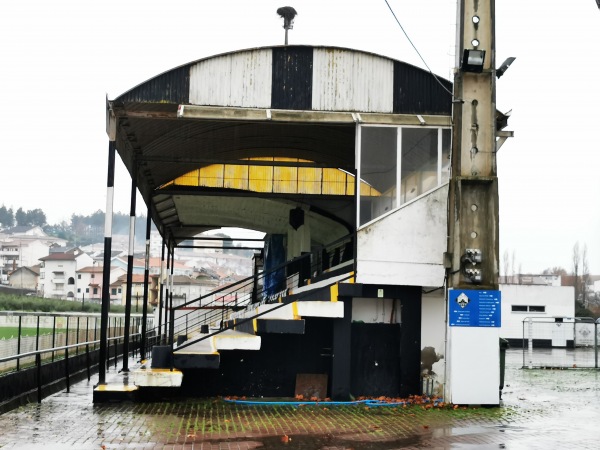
1,1,599,274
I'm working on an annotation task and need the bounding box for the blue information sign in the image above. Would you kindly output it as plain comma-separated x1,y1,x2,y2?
449,289,501,327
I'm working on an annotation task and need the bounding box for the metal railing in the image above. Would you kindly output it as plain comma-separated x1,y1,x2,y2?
165,234,355,352
0,312,152,405
0,312,149,373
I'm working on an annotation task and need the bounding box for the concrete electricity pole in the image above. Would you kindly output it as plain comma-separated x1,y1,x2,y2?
448,0,501,291
445,0,515,405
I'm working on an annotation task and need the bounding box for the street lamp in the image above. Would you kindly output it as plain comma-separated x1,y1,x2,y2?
496,57,516,79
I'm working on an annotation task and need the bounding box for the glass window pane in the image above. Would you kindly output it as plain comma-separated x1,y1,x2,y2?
441,128,451,184
359,126,398,225
401,128,438,204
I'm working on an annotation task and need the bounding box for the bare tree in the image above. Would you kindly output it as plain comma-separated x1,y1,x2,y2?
572,241,581,301
502,249,509,283
542,266,567,276
511,250,517,284
582,244,589,307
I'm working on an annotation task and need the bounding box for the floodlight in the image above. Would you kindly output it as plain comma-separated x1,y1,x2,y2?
461,49,486,73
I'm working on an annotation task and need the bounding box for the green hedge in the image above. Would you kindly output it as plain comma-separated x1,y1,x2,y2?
0,293,125,313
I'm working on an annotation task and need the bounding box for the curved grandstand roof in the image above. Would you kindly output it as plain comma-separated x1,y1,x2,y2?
106,45,453,243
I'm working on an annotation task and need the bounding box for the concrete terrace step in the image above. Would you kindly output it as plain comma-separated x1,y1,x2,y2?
173,329,261,369
224,271,354,334
92,358,184,402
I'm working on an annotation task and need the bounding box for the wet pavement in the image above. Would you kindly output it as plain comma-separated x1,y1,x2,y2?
0,349,599,449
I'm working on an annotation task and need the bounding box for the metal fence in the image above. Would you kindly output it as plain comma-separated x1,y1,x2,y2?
0,311,153,407
521,317,600,369
0,312,150,373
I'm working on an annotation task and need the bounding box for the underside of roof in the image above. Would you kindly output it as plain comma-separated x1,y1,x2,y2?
106,45,453,245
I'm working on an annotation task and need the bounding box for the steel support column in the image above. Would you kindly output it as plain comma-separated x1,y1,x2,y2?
163,241,171,344
98,140,116,385
122,174,137,372
167,244,175,344
141,212,151,360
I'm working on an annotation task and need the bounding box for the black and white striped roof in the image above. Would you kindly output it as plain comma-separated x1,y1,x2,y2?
108,45,452,241
115,45,451,115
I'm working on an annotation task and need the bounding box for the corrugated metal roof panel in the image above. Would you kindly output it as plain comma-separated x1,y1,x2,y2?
271,46,313,110
116,65,190,104
393,62,452,114
312,48,394,113
189,49,272,108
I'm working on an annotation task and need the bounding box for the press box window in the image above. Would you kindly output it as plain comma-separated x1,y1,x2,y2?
358,125,451,226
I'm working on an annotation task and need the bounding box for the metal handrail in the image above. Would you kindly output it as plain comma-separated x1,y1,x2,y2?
0,329,143,404
166,234,355,350
173,272,355,352
0,333,139,365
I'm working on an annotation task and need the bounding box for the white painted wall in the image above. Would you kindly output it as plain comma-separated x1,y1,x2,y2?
352,297,400,323
356,185,447,288
447,326,500,405
499,284,574,342
421,292,446,395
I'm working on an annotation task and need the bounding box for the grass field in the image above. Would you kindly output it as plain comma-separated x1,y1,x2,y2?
0,327,59,339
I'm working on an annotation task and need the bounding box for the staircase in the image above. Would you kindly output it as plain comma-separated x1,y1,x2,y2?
143,235,355,375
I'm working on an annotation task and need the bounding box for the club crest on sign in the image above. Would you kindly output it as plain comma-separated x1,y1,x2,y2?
456,293,470,309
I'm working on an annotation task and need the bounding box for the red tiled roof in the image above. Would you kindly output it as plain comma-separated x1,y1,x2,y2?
39,253,77,261
116,274,147,283
78,266,104,273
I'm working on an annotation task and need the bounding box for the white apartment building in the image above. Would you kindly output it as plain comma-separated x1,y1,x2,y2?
39,248,93,299
0,226,66,283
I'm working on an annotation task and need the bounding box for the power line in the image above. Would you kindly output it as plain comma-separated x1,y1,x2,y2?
383,0,454,96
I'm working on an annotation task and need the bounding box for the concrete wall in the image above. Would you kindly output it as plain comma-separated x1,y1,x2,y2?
356,185,447,288
421,292,446,396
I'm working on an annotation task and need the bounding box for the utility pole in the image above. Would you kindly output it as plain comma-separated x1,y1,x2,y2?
448,0,499,291
446,0,512,405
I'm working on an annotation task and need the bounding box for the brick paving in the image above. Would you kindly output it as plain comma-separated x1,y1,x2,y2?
0,349,599,449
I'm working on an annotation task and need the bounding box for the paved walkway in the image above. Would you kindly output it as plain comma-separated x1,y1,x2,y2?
0,349,599,449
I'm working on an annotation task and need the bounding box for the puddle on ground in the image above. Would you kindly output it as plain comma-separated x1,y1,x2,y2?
193,434,427,449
